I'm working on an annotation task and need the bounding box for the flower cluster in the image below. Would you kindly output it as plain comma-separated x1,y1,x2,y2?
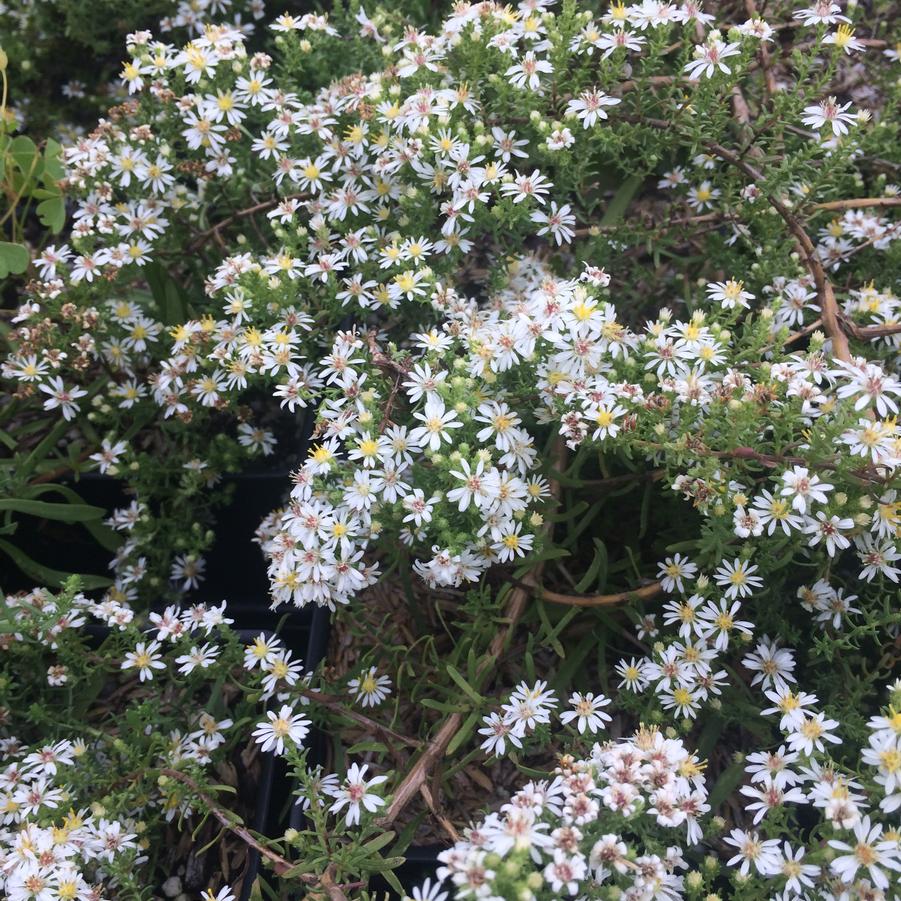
431,727,707,899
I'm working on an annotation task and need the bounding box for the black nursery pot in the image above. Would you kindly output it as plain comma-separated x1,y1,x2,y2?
369,844,443,899
200,468,292,609
286,610,445,901
79,624,285,900
241,606,332,901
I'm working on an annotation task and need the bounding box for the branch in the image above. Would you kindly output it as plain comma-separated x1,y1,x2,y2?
160,768,294,878
540,581,664,608
189,193,308,252
299,687,421,749
379,439,567,828
811,197,901,213
703,141,852,362
161,768,350,901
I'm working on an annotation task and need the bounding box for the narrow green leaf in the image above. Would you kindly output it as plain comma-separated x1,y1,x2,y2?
0,539,112,590
362,831,396,854
708,760,745,809
445,664,483,705
0,498,106,522
575,540,606,593
346,739,388,755
446,710,481,756
599,174,643,227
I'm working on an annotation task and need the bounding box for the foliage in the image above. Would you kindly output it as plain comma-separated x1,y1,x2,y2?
0,0,900,899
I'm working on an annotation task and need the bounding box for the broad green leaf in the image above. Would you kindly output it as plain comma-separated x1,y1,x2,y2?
8,135,41,179
43,138,65,180
36,195,66,233
0,242,28,277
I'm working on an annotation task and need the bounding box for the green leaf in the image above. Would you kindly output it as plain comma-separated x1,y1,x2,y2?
420,698,467,713
8,135,41,179
445,664,484,705
43,139,65,180
346,739,388,755
708,760,745,809
554,631,597,690
362,831,396,854
0,242,29,277
599,174,643,227
535,599,565,658
0,498,106,522
446,710,481,756
36,195,66,233
576,538,608,593
145,261,188,325
26,483,123,552
0,539,112,590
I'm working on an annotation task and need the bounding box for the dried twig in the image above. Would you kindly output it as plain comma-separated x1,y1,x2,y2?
189,193,308,251
161,768,295,878
811,197,901,212
540,580,664,608
379,440,567,827
299,687,421,749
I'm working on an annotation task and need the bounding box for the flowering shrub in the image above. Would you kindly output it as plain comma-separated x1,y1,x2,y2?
1,0,901,897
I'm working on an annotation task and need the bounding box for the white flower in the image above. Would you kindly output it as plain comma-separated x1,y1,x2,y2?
447,458,490,512
559,692,612,734
201,886,236,901
786,712,842,755
328,763,387,826
410,398,463,451
121,641,166,682
175,643,219,675
657,553,698,593
683,38,741,79
776,844,820,893
493,522,535,562
723,828,783,876
793,0,850,26
405,879,448,901
500,169,553,205
780,466,833,514
505,51,553,91
252,705,311,755
802,96,857,136
530,202,576,245
38,377,87,420
713,558,763,599
616,657,649,692
705,279,754,310
348,666,392,707
829,816,901,890
478,711,525,756
802,511,854,556
696,599,753,650
566,88,621,127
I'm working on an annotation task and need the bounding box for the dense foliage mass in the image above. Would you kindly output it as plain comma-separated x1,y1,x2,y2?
0,0,900,898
